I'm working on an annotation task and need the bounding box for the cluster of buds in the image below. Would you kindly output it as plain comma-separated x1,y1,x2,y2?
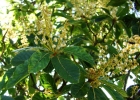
87,68,104,88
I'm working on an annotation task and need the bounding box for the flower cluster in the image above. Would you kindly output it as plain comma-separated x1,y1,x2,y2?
35,6,69,53
87,35,140,88
71,0,110,18
87,68,104,88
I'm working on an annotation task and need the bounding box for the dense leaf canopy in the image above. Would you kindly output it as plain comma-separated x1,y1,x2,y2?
1,0,140,100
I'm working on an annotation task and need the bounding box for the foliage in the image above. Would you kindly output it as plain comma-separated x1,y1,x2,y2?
1,0,140,100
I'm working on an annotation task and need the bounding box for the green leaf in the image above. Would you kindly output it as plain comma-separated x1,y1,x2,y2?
94,15,109,22
115,22,123,39
32,92,57,100
28,51,50,73
116,4,129,17
107,45,118,55
119,20,132,37
11,50,35,66
107,0,126,6
46,0,51,3
15,96,26,100
60,84,72,94
100,80,128,97
1,96,14,100
102,85,124,100
51,56,80,83
88,87,94,100
40,74,57,92
63,46,94,65
0,68,15,90
43,61,54,73
6,61,29,89
88,87,109,100
28,74,36,94
32,92,47,100
71,82,90,98
58,96,65,100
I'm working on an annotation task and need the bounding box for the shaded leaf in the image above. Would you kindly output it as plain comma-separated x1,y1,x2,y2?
15,95,26,100
63,46,94,65
51,56,80,83
91,15,109,22
1,95,14,100
28,51,50,73
71,82,90,98
43,61,54,73
115,22,123,39
11,50,34,66
88,87,109,100
28,74,36,94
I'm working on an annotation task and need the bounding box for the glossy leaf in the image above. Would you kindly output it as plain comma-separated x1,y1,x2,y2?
63,46,94,65
103,85,124,100
40,73,57,92
107,0,126,6
100,80,128,97
11,50,34,66
28,51,50,73
71,82,90,98
51,56,80,83
88,87,109,100
116,4,129,17
6,61,29,89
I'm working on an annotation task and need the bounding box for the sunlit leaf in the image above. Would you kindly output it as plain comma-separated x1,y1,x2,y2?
40,73,57,92
28,51,50,73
